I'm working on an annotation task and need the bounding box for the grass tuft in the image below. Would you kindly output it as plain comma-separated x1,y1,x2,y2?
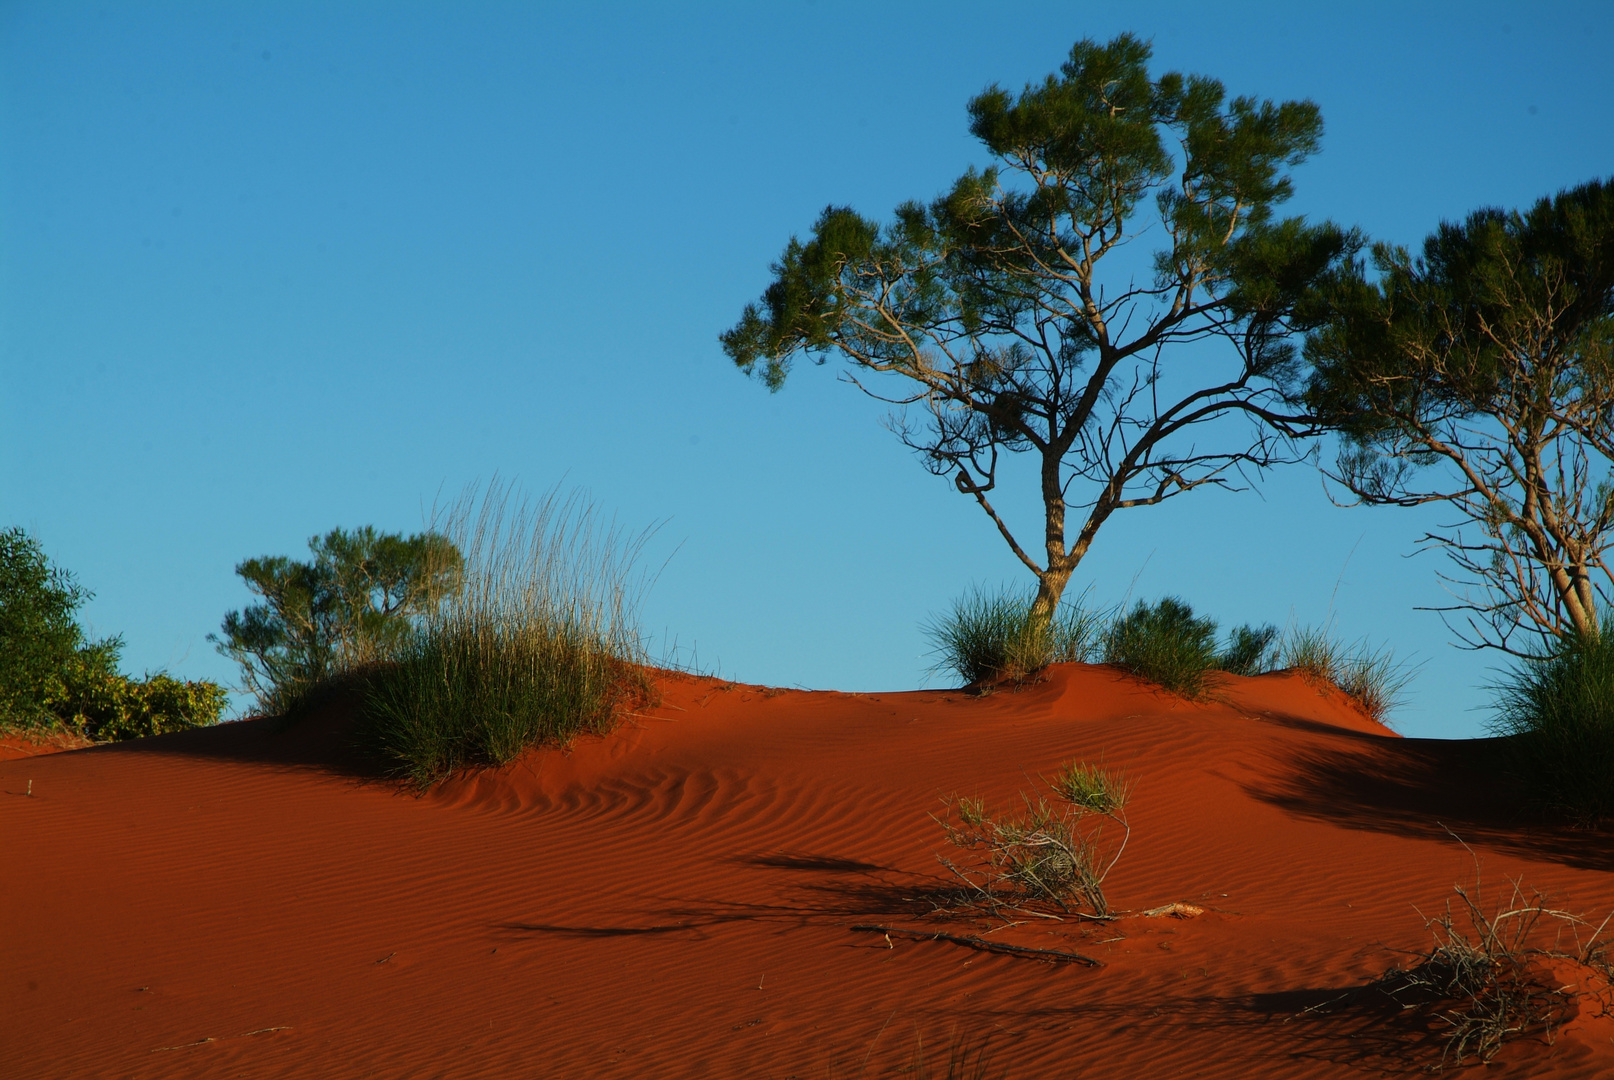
1101,596,1221,699
1491,624,1614,822
1048,759,1130,815
362,483,653,788
924,585,1102,686
936,759,1131,918
1279,624,1412,725
1219,623,1280,676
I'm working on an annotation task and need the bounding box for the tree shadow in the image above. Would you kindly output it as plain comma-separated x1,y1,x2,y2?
945,969,1545,1074
1243,720,1614,872
733,852,891,874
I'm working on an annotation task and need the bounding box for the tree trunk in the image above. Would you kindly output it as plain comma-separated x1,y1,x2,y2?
1027,567,1073,636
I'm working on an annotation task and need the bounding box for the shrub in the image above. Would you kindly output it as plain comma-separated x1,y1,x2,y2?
214,526,463,715
1368,857,1613,1068
1491,625,1614,821
0,527,225,740
1279,624,1412,725
1219,623,1280,676
362,484,653,787
51,662,229,741
924,585,1101,685
936,759,1130,917
0,527,103,729
1102,596,1222,698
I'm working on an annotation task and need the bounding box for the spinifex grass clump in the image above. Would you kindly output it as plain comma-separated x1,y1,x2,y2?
1491,624,1614,822
1102,597,1219,698
936,760,1130,917
1101,596,1279,699
925,585,1102,685
1280,625,1412,725
363,484,652,787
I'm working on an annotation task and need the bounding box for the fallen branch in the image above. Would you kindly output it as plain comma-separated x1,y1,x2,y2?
850,924,1102,967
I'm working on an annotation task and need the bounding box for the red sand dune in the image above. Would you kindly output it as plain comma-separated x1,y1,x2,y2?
4,665,1614,1079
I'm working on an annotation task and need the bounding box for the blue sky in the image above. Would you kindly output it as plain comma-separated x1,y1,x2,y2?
2,1,1610,738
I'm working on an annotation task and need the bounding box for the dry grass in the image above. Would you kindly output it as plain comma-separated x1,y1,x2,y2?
1370,838,1614,1068
363,482,654,787
934,760,1130,918
1279,624,1413,725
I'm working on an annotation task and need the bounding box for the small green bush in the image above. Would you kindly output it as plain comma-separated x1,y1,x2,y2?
1220,623,1280,676
362,484,652,788
924,585,1101,685
1491,626,1614,821
937,758,1130,917
214,526,462,715
1102,596,1222,698
52,662,229,741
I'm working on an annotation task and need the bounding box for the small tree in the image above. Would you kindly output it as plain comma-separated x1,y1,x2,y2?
0,526,111,727
723,35,1352,631
1305,179,1614,654
214,526,462,713
0,527,226,738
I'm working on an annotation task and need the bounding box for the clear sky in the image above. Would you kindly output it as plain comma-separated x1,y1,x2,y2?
3,1,1611,738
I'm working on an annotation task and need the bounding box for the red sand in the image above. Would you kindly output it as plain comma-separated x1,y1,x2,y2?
4,665,1613,1078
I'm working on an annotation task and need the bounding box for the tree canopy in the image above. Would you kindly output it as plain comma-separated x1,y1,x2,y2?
723,34,1353,628
0,527,226,739
214,526,463,713
1305,178,1614,653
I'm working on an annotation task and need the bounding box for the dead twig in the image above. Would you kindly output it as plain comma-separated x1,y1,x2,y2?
851,924,1102,968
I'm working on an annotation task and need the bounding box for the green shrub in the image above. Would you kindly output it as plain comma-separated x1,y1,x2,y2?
1102,596,1222,698
924,585,1101,685
0,527,103,729
51,662,229,741
0,527,225,740
937,759,1131,917
214,526,463,715
1491,626,1614,821
362,485,652,788
1219,623,1280,676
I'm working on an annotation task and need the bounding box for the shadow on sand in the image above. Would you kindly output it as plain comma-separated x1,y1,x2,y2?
1244,713,1614,873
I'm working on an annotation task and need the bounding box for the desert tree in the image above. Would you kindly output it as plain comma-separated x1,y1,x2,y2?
1305,178,1614,654
0,527,226,738
722,34,1353,631
214,526,462,712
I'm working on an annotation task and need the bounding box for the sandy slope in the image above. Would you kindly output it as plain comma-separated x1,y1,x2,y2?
3,665,1613,1079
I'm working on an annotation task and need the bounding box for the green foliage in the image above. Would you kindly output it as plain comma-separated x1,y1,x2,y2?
1220,622,1281,676
725,34,1354,625
924,585,1101,685
1049,760,1131,816
362,486,651,788
51,664,229,741
1102,597,1223,699
0,527,103,727
1304,178,1614,650
1492,624,1614,821
0,527,225,740
215,526,463,714
938,759,1131,917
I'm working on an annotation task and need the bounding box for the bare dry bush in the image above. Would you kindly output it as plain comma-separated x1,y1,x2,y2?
934,761,1130,918
1371,842,1614,1068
